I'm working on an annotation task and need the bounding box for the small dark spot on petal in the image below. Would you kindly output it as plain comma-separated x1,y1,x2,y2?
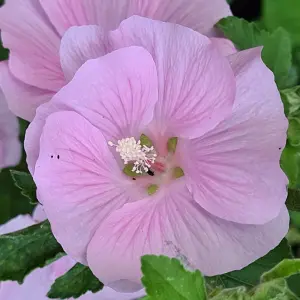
279,147,282,150
57,155,60,159
132,178,136,181
51,155,53,158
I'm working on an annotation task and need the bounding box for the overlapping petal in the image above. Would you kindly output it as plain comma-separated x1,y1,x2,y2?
87,182,289,289
110,16,236,138
0,62,54,121
40,0,231,36
0,0,231,120
60,25,109,81
0,88,21,168
0,0,63,91
0,215,146,299
34,111,135,263
26,46,158,174
182,48,288,224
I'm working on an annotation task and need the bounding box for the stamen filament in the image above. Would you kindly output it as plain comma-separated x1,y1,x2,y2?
108,137,157,174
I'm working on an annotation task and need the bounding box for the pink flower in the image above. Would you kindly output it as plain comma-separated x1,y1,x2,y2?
0,210,145,300
25,16,289,291
0,89,20,169
0,0,231,121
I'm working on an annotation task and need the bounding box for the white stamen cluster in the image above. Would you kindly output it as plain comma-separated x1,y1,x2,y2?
108,137,157,174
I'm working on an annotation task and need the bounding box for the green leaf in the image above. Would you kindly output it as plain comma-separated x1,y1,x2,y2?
10,170,37,204
47,263,103,299
264,0,300,46
206,239,292,289
261,28,292,89
253,278,298,300
280,87,300,191
0,220,64,283
0,169,34,225
45,252,66,266
280,86,300,117
290,211,300,228
286,188,300,212
0,39,8,61
287,118,300,147
141,255,207,300
280,145,300,188
261,259,300,282
216,17,292,89
287,274,300,296
210,287,250,300
216,17,268,50
286,227,300,245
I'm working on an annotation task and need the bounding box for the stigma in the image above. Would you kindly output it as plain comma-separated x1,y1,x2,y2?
108,137,157,174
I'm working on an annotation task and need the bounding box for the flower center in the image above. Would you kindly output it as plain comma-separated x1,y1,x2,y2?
108,135,184,195
108,137,157,174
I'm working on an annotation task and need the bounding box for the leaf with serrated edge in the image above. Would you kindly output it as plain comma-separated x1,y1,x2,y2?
210,287,250,300
253,278,298,300
141,255,206,300
261,28,292,89
0,220,64,283
286,189,300,212
216,17,269,50
47,263,103,299
216,17,292,89
261,259,300,282
10,170,37,204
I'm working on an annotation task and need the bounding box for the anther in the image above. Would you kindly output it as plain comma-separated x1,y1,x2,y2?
108,137,157,174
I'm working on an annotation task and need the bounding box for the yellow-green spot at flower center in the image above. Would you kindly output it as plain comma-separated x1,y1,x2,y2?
140,134,153,147
147,184,159,195
173,167,184,179
167,137,178,153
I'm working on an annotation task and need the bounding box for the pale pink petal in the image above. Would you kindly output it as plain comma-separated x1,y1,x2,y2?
182,48,288,225
80,287,145,300
0,61,54,121
0,89,21,168
26,46,158,174
34,111,139,263
0,267,52,300
0,215,35,235
87,182,289,288
110,16,235,138
25,102,59,175
0,256,74,300
0,216,144,299
0,0,64,91
32,205,47,223
40,0,231,36
1,138,21,169
210,38,237,56
60,25,109,81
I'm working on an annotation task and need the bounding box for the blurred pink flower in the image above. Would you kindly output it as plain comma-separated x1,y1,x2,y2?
0,89,20,169
0,210,145,300
0,0,231,121
25,16,289,292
